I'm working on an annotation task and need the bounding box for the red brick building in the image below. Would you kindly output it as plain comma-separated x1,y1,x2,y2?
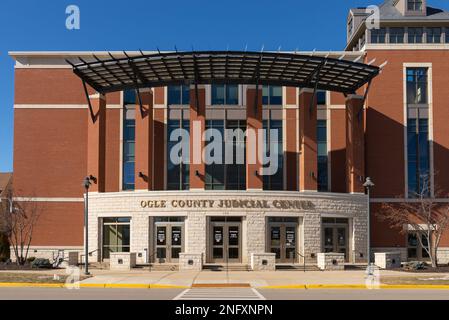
8,0,449,268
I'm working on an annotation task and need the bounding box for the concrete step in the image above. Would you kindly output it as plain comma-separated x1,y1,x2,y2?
147,264,179,272
344,264,368,270
275,264,320,271
203,264,250,272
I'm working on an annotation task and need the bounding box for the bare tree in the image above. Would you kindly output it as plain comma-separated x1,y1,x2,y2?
0,188,43,265
378,175,449,268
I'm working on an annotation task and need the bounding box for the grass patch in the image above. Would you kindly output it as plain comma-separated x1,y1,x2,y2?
382,276,449,286
0,273,90,284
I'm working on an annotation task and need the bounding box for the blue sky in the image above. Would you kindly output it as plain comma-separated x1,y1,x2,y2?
1,0,448,172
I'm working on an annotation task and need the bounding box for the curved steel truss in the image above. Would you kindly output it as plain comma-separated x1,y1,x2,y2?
68,51,379,94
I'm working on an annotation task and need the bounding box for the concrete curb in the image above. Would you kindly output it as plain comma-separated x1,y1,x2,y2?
0,282,189,289
257,284,449,290
1,282,449,290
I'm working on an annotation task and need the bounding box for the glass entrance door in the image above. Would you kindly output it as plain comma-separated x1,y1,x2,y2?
323,226,348,259
269,224,298,263
155,224,183,263
210,222,241,263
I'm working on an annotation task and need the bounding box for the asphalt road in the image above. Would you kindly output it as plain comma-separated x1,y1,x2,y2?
0,287,448,300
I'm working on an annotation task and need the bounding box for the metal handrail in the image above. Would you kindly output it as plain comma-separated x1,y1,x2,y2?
79,249,99,268
148,252,158,272
290,250,307,272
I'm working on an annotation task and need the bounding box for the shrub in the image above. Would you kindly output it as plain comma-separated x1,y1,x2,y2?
26,257,36,263
31,258,52,269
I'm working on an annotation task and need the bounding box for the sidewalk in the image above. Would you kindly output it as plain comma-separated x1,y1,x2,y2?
2,268,449,289
77,269,449,289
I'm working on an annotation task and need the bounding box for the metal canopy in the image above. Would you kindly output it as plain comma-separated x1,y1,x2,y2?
68,51,380,94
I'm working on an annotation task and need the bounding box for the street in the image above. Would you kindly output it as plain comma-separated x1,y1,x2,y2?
0,287,448,300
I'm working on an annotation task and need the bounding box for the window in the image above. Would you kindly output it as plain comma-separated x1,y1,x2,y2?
205,120,225,190
317,120,328,192
167,119,190,190
407,232,430,260
317,91,327,105
102,218,131,260
407,0,423,11
389,28,405,43
407,118,430,197
406,68,429,197
427,27,442,44
168,85,190,105
370,28,386,44
225,120,246,190
122,97,135,191
348,17,353,36
124,90,136,104
262,86,283,105
407,68,428,104
408,27,424,43
211,85,238,105
263,119,283,190
446,28,449,43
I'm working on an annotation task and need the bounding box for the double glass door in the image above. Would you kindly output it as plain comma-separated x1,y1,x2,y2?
155,224,183,263
323,226,348,259
210,222,241,263
269,224,298,263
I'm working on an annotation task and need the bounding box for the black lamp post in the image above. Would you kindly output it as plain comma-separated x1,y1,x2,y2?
363,177,375,265
83,176,95,275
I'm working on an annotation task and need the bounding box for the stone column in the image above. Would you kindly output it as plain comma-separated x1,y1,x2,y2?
189,85,206,190
346,95,365,193
246,85,263,190
87,93,106,192
135,89,154,190
298,88,317,192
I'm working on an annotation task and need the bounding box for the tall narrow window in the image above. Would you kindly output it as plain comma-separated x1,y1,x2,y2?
168,85,190,105
407,118,430,197
122,91,136,190
371,28,386,44
263,119,283,190
211,85,238,105
408,27,424,43
317,120,328,192
225,120,246,190
262,86,283,105
167,119,190,190
427,27,442,44
317,91,327,105
205,120,225,190
389,28,405,44
406,67,430,197
407,68,428,104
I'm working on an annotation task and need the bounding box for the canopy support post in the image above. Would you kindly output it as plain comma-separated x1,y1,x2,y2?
82,80,96,122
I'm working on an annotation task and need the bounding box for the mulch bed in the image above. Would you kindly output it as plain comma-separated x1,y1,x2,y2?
397,265,449,273
0,263,36,271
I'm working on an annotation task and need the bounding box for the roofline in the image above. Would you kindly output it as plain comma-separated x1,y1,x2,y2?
8,50,366,61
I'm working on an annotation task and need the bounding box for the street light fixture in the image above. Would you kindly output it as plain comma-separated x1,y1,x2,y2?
83,175,96,275
363,177,375,265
